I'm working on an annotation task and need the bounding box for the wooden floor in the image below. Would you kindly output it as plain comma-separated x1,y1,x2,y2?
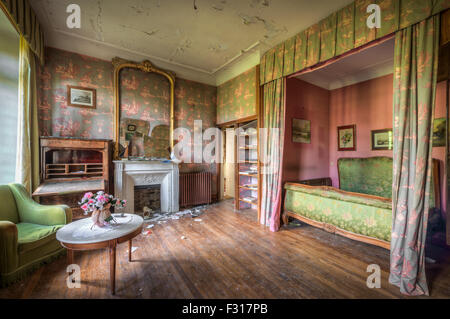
1,200,449,299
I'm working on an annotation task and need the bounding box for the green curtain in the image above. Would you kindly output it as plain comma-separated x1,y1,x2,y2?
260,79,285,231
16,36,40,193
260,0,450,84
0,0,45,65
390,15,440,296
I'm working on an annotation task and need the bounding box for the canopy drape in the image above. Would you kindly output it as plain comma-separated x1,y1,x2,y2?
260,79,285,232
261,0,450,85
390,15,440,296
1,0,45,64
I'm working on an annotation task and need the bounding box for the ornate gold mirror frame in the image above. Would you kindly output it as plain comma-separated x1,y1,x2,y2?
112,57,176,159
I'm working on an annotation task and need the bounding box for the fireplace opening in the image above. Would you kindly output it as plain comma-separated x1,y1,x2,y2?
134,184,161,213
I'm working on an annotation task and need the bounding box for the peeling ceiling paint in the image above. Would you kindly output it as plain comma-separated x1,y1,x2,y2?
30,0,354,85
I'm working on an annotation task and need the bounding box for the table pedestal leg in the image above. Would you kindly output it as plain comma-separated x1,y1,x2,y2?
67,249,75,282
109,245,116,295
129,239,132,262
67,249,74,265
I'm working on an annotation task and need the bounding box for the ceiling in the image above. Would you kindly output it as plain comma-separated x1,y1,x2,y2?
296,38,395,90
30,0,354,85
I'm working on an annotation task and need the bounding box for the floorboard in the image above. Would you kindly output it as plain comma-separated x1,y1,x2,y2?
1,200,449,299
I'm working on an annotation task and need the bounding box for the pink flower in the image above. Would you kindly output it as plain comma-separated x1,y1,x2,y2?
82,192,94,201
81,204,88,211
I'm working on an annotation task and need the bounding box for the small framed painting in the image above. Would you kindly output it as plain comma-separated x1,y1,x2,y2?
292,118,311,144
67,85,96,109
432,118,446,147
338,125,356,151
372,129,393,150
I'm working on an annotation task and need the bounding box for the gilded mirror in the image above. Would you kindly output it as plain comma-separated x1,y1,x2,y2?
112,57,175,159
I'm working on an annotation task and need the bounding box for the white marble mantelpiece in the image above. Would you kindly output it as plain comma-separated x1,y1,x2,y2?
114,160,179,214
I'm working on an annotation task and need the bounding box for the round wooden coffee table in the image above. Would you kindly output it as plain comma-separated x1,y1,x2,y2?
56,213,144,294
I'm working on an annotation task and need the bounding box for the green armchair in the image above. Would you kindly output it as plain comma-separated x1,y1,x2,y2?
0,184,72,287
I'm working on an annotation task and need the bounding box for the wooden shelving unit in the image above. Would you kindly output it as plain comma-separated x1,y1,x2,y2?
236,119,259,211
33,137,112,220
45,163,104,180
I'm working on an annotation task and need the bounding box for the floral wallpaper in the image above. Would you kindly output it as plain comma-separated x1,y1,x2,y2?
37,47,218,196
120,68,170,125
217,66,258,124
38,48,114,139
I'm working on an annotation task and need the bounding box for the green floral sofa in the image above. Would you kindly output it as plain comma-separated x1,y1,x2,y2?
283,157,440,249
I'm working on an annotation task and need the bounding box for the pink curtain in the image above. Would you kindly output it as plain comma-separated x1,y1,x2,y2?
260,78,285,231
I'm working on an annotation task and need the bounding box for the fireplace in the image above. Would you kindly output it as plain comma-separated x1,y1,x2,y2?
114,160,179,214
134,184,161,213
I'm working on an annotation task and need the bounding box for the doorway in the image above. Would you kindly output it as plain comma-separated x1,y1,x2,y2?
220,126,236,201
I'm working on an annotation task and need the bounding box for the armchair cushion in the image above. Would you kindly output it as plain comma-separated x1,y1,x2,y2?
16,223,64,253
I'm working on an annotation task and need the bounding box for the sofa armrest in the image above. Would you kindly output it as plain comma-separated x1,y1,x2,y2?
9,184,72,226
0,221,18,275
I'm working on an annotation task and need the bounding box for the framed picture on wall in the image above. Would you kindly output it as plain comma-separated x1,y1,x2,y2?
292,118,311,143
432,118,446,147
67,85,96,109
337,125,356,151
372,129,393,150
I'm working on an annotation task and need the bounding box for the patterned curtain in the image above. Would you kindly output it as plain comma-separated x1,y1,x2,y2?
390,15,440,296
16,36,40,192
260,79,285,232
260,0,450,85
0,0,45,64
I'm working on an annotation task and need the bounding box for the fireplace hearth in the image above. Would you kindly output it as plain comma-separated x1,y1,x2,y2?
134,184,161,213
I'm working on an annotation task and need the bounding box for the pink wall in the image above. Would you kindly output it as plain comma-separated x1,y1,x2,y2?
328,75,447,214
284,75,447,216
328,74,394,187
433,80,448,216
283,78,330,183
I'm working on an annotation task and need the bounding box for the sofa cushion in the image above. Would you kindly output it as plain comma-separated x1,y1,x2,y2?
16,223,64,253
284,183,392,242
0,185,19,223
285,183,392,210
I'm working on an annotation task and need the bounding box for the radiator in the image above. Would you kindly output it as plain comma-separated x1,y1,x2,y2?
179,172,212,207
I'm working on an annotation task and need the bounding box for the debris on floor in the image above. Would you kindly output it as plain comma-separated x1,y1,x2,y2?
181,236,187,240
129,246,138,253
142,230,152,236
141,203,216,225
146,224,154,229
